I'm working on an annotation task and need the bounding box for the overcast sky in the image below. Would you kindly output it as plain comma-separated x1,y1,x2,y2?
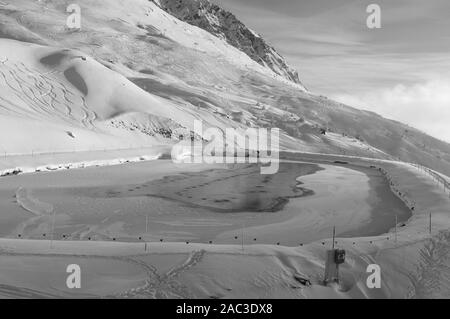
214,0,450,143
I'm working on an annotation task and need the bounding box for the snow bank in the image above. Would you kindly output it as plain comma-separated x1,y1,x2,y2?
0,146,169,177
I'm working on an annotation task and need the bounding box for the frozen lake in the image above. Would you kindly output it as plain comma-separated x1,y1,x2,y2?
0,160,411,246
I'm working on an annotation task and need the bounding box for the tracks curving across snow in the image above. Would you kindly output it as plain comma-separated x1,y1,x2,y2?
15,187,53,216
116,250,206,299
0,59,97,129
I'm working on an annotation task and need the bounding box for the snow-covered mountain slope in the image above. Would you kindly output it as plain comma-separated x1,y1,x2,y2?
0,38,206,154
0,0,450,176
153,0,304,86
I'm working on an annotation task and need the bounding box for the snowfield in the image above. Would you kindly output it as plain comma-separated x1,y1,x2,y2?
0,0,449,299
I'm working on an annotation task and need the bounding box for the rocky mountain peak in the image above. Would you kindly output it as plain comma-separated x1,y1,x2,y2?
153,0,303,85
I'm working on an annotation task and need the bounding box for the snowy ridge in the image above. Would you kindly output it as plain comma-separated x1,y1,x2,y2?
153,0,305,87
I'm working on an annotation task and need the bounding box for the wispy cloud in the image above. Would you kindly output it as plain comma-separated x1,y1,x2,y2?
214,0,450,142
332,78,450,142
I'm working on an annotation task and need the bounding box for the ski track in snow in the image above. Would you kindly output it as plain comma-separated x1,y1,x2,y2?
409,230,450,298
0,248,196,299
0,60,97,129
15,187,53,216
116,250,205,299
